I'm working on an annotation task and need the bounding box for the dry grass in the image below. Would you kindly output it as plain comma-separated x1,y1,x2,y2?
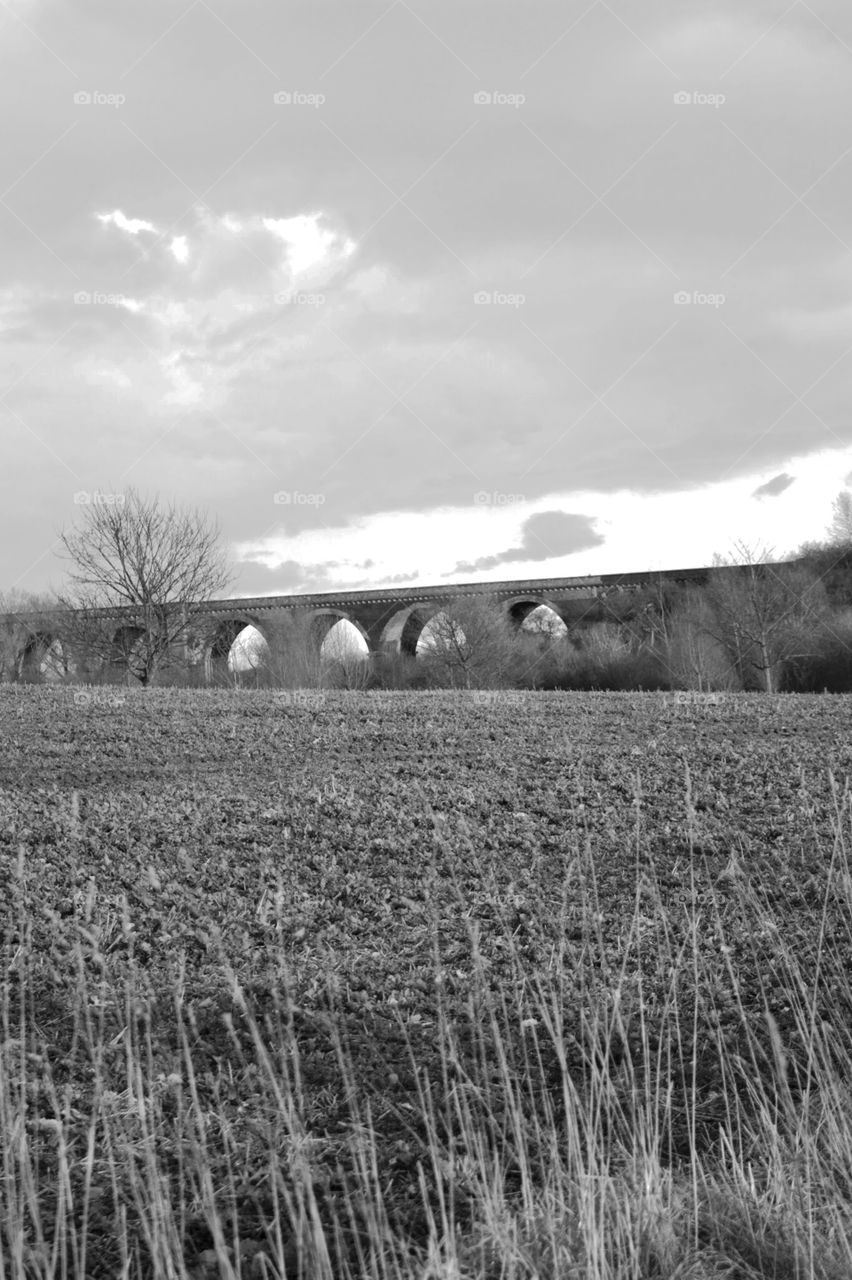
3,771,852,1280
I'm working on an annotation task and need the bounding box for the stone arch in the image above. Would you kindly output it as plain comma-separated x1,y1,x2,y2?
204,616,271,684
307,606,370,670
377,604,444,657
414,608,470,660
17,630,68,682
503,596,570,632
307,609,371,656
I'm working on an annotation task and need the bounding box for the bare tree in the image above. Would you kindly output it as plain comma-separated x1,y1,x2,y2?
520,604,567,643
56,489,233,687
417,597,519,688
701,541,830,692
791,539,852,612
826,490,852,546
658,586,740,691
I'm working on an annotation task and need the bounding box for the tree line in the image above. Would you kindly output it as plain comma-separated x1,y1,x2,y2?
3,487,852,693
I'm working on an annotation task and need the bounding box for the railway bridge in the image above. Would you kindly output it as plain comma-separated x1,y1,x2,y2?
2,563,733,683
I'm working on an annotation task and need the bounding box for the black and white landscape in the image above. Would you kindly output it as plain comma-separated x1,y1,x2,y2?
3,5,852,1279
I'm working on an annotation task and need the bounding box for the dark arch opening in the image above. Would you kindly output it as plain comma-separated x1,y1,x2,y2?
415,611,467,659
110,625,148,683
17,632,69,683
320,617,369,661
380,606,440,657
505,600,569,636
206,619,269,686
304,610,367,654
517,602,569,640
228,624,270,681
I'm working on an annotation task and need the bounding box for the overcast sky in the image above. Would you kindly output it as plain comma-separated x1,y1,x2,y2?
3,0,852,600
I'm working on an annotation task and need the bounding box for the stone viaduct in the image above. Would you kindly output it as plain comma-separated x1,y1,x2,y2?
2,562,753,684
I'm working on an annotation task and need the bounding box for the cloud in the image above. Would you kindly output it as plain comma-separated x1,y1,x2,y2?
233,552,381,598
383,570,420,583
96,210,157,236
74,362,133,392
753,473,795,499
4,0,852,596
232,559,308,596
263,214,355,276
233,558,348,597
771,304,852,343
160,350,205,407
452,511,605,574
